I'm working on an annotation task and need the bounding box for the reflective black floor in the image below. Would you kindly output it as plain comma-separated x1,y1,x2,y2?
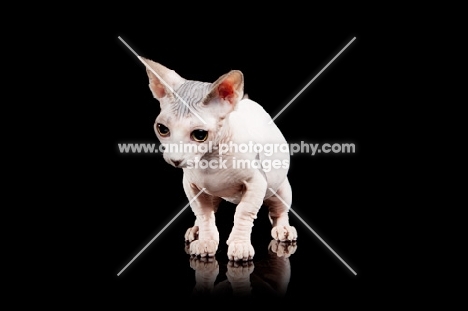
188,240,296,299
105,198,374,305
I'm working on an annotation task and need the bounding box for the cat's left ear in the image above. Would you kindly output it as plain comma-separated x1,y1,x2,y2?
203,70,244,111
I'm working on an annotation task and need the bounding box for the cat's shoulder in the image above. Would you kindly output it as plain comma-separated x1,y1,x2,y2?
231,98,272,124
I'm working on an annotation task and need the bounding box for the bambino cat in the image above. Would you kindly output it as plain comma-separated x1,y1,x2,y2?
143,58,297,261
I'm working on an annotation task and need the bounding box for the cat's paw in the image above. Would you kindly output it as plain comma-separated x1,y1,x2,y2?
189,257,219,296
226,261,254,297
227,240,255,261
268,239,297,258
271,225,298,242
184,226,199,242
189,256,219,279
226,261,254,281
189,239,218,257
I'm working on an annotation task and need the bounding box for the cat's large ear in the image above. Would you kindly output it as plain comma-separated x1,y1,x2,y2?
141,58,185,101
203,70,244,113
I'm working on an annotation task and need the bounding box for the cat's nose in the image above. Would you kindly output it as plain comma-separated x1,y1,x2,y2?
171,160,181,167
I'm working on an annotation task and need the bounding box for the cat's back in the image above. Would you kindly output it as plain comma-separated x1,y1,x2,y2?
229,99,286,144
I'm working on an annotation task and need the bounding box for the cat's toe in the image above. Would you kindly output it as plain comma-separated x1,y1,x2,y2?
185,226,199,242
227,241,255,261
268,239,297,258
189,256,219,272
226,261,254,280
271,225,298,242
189,239,218,257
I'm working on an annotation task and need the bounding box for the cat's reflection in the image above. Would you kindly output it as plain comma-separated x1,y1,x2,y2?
188,240,297,298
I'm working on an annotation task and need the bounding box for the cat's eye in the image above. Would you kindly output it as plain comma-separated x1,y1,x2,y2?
156,123,170,136
191,129,208,142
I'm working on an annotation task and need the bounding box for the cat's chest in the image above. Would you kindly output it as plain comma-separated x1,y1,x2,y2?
183,167,249,197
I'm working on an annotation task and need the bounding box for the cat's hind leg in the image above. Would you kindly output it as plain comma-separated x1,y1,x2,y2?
264,177,298,242
183,176,221,257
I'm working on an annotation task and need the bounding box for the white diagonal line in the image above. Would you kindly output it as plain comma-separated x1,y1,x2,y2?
268,188,357,275
268,37,356,124
118,36,207,124
117,188,206,276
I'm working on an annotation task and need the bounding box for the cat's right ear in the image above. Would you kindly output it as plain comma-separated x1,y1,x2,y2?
141,58,185,101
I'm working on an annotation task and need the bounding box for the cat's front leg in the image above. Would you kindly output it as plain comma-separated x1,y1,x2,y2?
226,172,267,261
183,176,221,257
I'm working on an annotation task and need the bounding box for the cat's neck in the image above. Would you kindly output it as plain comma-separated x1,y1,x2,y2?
214,116,233,147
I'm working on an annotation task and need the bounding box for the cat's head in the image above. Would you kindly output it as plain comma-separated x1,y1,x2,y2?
143,58,244,168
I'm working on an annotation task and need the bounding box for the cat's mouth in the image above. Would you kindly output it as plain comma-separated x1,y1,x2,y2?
169,159,187,168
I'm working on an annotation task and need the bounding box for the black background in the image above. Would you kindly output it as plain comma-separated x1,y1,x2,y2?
79,6,403,307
